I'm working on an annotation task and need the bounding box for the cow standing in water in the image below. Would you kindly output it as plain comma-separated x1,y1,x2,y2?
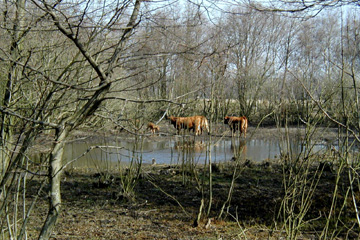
224,116,248,138
147,122,160,134
167,116,194,134
167,115,209,136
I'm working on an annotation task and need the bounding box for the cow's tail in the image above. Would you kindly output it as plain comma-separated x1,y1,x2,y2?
203,118,210,134
241,117,248,138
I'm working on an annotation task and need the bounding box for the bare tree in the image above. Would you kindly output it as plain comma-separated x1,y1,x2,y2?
221,7,286,118
0,0,146,238
248,0,358,16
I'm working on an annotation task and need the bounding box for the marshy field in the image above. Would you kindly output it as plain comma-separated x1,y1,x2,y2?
24,125,360,239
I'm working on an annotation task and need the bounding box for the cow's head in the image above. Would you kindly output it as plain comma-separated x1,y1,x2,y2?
224,116,230,124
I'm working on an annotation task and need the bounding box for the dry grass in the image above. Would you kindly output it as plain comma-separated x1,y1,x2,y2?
21,160,359,240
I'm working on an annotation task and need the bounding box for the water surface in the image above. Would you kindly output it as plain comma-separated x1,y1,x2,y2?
62,135,331,169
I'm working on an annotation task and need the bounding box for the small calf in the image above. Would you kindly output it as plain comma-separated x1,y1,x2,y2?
147,122,160,134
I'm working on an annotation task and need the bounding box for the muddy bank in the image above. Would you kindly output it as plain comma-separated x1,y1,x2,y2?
25,160,359,239
65,125,339,140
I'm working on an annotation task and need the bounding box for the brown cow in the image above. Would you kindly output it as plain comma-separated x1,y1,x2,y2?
193,115,209,135
147,122,160,134
167,115,209,135
172,116,196,134
224,116,248,138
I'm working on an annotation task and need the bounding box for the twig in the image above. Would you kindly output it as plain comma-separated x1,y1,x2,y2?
290,70,360,143
55,145,124,176
146,178,190,217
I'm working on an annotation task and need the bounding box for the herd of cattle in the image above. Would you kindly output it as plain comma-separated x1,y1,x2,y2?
147,115,248,138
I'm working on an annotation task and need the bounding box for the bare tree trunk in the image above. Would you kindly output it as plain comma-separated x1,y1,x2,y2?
0,0,26,179
37,1,142,238
38,127,68,240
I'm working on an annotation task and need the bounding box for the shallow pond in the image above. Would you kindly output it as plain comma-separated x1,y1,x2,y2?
61,135,333,170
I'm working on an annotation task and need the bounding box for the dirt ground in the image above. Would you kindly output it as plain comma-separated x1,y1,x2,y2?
26,162,358,240
24,126,359,239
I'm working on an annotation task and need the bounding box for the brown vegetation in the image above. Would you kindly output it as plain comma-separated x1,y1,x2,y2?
25,160,358,239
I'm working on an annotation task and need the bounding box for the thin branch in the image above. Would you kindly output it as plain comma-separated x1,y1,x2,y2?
56,145,125,176
103,97,183,105
41,1,108,84
147,178,190,217
0,106,60,129
290,70,360,143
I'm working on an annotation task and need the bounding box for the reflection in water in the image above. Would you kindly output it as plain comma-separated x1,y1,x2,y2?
230,140,247,159
174,140,206,153
52,136,335,169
